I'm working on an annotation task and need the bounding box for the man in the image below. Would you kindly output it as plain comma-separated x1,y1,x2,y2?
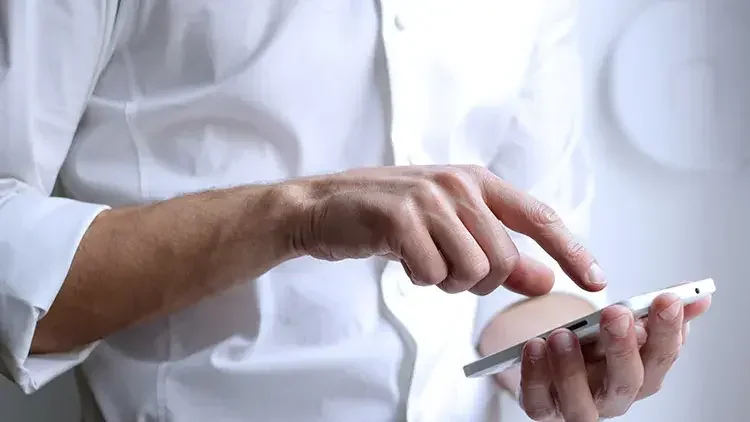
0,1,710,421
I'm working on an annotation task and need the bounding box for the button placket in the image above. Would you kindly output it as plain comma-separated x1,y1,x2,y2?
378,4,435,420
379,0,420,167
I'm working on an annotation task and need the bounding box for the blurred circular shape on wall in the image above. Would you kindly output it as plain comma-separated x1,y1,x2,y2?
609,0,750,172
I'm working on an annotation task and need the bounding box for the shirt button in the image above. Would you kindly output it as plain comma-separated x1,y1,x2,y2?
394,15,406,31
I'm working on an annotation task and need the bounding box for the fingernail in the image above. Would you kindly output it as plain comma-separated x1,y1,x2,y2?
587,262,607,286
526,340,545,359
604,314,631,338
549,331,575,353
658,301,681,321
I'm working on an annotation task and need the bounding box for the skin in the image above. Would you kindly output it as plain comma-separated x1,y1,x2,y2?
32,184,301,353
29,164,711,421
33,164,605,353
482,291,711,421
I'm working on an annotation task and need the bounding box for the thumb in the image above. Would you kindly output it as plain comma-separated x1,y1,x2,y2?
500,254,555,297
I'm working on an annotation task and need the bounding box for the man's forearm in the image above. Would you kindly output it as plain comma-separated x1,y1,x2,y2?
478,293,597,394
32,183,305,354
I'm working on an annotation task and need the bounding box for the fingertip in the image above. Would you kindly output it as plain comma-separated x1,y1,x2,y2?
565,261,607,293
524,256,555,291
650,293,683,324
684,295,711,321
521,340,550,379
547,328,579,354
523,338,548,362
651,292,681,311
600,304,632,323
583,262,608,291
658,292,681,302
694,294,712,309
502,255,555,297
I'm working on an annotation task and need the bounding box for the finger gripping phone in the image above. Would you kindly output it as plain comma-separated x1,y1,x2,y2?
462,278,716,378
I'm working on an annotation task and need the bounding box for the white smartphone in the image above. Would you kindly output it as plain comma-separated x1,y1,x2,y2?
463,278,716,378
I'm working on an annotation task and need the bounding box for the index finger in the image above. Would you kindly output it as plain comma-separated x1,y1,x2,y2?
480,174,606,292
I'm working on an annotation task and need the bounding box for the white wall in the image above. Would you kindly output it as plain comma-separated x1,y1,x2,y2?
1,1,746,421
506,1,748,420
577,0,746,420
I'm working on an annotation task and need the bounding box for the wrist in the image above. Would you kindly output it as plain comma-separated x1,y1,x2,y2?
254,180,317,261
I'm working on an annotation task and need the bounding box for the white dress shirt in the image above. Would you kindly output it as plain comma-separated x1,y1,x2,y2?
0,1,607,421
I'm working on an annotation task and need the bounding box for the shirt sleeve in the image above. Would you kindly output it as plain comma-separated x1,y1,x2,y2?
0,0,118,394
475,0,608,339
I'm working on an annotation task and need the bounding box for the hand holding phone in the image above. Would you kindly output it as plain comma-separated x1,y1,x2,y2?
464,278,716,378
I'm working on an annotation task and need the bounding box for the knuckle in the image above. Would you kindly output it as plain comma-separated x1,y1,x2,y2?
472,255,492,277
432,168,463,184
489,250,520,282
612,383,641,401
468,164,492,180
640,383,662,399
455,256,491,284
457,163,487,176
610,344,640,361
556,362,583,381
655,349,680,368
521,391,556,421
432,168,477,196
500,249,521,271
564,238,588,264
410,179,443,205
417,263,448,286
526,201,561,228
